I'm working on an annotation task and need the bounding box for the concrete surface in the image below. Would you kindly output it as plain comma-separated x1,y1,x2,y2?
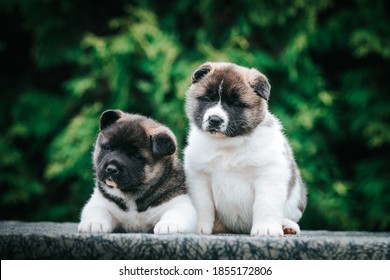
1,221,389,259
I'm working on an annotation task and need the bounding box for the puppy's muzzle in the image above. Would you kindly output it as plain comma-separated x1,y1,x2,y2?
104,163,122,182
208,115,224,128
106,164,119,175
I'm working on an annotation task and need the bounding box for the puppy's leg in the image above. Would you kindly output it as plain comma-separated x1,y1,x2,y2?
154,195,197,234
186,170,215,234
251,169,288,237
78,191,117,233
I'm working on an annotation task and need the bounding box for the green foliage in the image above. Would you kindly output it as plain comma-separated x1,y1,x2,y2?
0,0,389,230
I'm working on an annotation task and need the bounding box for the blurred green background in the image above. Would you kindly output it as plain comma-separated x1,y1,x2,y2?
0,0,389,231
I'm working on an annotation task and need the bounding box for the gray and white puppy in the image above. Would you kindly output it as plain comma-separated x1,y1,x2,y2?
78,110,197,234
184,62,307,237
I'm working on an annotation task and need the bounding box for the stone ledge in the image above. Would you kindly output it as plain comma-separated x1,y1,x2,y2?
1,221,389,260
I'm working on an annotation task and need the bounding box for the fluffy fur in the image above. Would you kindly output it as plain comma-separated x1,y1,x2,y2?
78,110,197,234
184,62,307,237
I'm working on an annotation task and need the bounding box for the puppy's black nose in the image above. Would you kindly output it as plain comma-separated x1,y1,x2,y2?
106,164,119,175
208,115,223,127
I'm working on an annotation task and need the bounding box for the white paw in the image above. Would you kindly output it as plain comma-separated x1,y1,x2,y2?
154,221,183,234
78,220,113,233
282,218,301,235
197,222,213,235
251,221,283,237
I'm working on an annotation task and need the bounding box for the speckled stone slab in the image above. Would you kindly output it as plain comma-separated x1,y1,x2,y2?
1,221,389,260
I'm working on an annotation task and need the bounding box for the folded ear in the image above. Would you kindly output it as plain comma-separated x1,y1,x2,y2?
249,70,271,101
100,109,123,131
150,130,177,158
192,62,212,84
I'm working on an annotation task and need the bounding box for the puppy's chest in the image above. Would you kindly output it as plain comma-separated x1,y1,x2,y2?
202,146,261,173
115,207,146,231
207,158,255,230
206,151,256,204
109,199,160,232
211,172,254,203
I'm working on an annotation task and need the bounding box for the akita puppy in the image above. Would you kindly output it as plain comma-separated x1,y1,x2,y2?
184,62,307,237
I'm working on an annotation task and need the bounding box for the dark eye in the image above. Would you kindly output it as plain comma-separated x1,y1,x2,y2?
199,95,211,102
130,153,144,162
232,101,241,107
126,147,142,159
103,144,112,151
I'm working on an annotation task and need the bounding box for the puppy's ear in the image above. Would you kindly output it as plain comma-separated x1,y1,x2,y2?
100,109,123,131
150,131,177,158
249,70,271,101
192,63,212,84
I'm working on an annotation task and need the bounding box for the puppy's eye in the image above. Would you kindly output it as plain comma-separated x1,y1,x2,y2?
103,144,112,151
126,148,142,159
129,153,144,162
199,96,211,102
231,100,246,108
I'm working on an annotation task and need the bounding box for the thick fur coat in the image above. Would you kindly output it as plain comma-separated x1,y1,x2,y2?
78,110,197,234
184,62,306,237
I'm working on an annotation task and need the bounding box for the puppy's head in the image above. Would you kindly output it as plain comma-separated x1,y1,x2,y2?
186,62,271,137
93,110,177,194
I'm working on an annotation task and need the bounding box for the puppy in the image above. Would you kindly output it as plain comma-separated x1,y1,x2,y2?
184,62,307,237
78,110,197,234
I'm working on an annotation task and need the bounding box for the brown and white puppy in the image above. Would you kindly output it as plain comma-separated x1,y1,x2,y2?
184,62,307,237
78,110,197,234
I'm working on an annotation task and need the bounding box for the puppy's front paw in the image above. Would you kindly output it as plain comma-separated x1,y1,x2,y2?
78,220,113,233
154,221,183,234
282,218,300,235
251,221,283,237
197,222,213,235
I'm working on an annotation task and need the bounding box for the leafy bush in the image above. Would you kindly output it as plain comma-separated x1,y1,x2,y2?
0,0,389,230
